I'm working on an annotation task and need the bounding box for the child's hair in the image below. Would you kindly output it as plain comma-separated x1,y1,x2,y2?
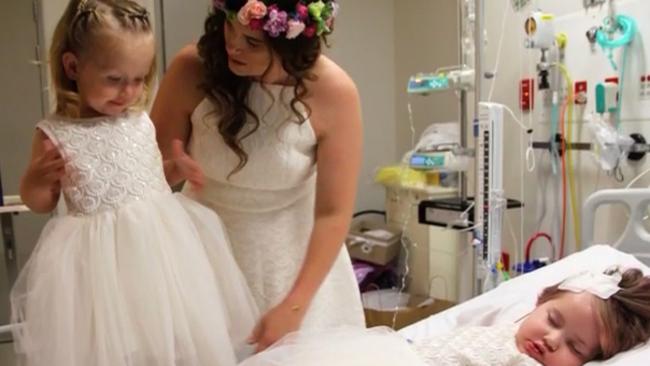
537,268,650,361
50,0,155,118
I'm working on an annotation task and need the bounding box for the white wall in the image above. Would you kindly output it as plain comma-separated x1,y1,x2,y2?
332,0,459,211
328,0,397,211
157,0,399,212
158,0,211,68
484,0,650,262
395,0,460,156
38,1,455,214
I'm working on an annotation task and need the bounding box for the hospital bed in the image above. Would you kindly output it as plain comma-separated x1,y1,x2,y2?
2,189,650,366
399,188,650,365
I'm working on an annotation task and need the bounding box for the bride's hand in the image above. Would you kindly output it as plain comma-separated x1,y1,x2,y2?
171,139,204,191
248,299,307,353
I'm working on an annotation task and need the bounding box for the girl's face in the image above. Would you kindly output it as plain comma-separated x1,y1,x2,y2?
63,30,155,118
223,19,285,82
515,292,603,366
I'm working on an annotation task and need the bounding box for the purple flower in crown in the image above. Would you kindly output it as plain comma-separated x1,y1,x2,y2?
213,0,226,10
263,5,288,37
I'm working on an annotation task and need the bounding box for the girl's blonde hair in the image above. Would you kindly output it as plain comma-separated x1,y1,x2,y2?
538,268,650,361
50,0,155,118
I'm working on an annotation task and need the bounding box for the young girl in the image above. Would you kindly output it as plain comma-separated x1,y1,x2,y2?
240,268,650,366
11,1,258,365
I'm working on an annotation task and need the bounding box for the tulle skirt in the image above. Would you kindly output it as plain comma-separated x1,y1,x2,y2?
10,193,259,366
238,326,426,366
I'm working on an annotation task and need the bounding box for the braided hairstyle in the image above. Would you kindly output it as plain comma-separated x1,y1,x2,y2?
50,0,155,118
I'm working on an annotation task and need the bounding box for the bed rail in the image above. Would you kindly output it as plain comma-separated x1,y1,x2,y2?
583,188,650,264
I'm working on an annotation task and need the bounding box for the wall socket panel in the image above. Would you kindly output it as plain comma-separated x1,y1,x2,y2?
511,0,531,12
640,75,650,99
584,0,606,8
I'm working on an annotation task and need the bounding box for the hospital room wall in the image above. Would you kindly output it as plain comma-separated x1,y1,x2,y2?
34,0,462,241
484,0,649,262
327,0,397,212
147,0,398,213
394,1,460,158
38,1,463,215
37,0,396,213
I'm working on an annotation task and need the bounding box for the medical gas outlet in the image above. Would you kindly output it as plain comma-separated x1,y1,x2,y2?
595,79,619,114
524,12,556,90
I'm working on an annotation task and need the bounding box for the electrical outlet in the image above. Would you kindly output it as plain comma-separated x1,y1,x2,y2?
520,78,534,111
583,0,606,8
511,0,531,12
575,81,588,105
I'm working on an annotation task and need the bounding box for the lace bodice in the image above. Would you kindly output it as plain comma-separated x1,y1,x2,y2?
411,324,541,366
188,82,317,191
186,82,365,329
37,112,169,215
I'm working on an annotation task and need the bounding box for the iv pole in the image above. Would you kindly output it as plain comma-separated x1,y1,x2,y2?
472,0,486,296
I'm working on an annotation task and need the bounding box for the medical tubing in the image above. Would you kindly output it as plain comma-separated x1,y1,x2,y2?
525,232,554,262
556,63,581,251
560,96,569,259
388,98,420,329
616,45,629,130
487,0,510,102
550,95,559,175
596,15,636,130
535,153,549,232
626,166,650,189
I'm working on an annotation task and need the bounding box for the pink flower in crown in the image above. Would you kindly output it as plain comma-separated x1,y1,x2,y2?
237,0,267,26
302,23,317,38
295,3,309,21
286,19,306,39
263,5,288,37
213,0,226,10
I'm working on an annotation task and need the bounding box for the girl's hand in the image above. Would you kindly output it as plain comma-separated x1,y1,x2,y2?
171,139,204,191
248,299,307,353
25,139,66,192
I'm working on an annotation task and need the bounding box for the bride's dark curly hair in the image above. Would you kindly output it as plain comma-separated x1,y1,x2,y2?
197,0,334,176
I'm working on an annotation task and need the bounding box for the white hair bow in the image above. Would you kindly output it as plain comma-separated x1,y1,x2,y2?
558,269,622,299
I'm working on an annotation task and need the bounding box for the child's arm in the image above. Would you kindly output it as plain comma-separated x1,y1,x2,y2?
162,139,204,191
20,130,65,213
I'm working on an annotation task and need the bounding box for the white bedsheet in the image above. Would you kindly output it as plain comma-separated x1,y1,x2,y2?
399,245,650,365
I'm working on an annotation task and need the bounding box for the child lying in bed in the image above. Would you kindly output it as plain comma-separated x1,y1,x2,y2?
239,268,650,366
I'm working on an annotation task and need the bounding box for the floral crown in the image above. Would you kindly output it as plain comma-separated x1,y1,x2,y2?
213,0,339,39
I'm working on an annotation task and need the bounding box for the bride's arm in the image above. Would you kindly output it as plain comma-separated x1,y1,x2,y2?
151,44,206,187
